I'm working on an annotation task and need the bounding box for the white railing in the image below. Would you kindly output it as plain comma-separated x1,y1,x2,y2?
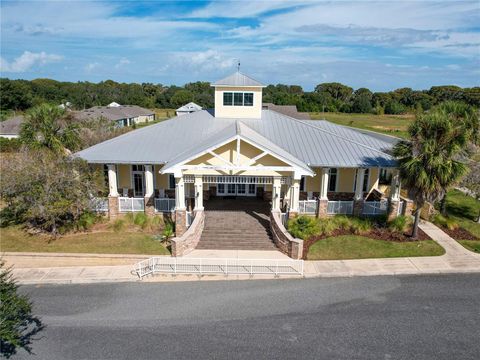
299,200,317,214
134,257,304,279
363,200,388,215
119,197,145,212
327,200,354,215
154,198,175,213
280,212,288,227
90,197,108,212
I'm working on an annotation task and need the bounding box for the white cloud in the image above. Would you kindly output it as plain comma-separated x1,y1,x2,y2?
0,51,63,72
114,58,130,69
84,62,99,73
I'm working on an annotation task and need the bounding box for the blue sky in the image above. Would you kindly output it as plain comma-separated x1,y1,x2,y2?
1,0,479,91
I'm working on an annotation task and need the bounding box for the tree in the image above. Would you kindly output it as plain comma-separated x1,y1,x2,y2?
393,112,469,238
170,90,194,108
20,104,81,154
0,259,44,358
384,100,406,114
0,79,33,111
315,82,353,103
0,149,104,234
351,88,373,113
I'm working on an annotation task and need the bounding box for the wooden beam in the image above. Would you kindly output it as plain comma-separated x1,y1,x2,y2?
208,151,234,166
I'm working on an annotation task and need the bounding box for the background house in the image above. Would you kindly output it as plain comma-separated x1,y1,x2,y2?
75,103,155,127
0,115,23,139
176,102,203,116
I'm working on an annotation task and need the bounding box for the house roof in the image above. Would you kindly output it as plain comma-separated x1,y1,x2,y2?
75,109,397,169
74,105,154,122
212,71,265,87
0,115,24,135
262,103,311,120
176,102,203,112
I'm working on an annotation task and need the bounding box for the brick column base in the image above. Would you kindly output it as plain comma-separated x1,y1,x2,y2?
387,200,400,221
108,196,119,219
144,196,155,217
316,199,328,218
403,199,414,217
175,209,187,237
353,199,364,216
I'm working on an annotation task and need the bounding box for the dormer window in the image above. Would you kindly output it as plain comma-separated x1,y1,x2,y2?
223,92,254,107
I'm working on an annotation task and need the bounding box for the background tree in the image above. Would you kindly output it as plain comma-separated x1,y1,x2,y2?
0,259,44,358
20,104,81,154
0,149,104,234
393,111,469,238
170,89,194,108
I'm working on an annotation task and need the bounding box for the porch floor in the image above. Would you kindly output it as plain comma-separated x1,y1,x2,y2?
196,197,278,251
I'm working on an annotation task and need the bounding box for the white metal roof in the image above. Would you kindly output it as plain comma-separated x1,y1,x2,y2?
176,102,203,112
212,71,265,87
75,109,397,168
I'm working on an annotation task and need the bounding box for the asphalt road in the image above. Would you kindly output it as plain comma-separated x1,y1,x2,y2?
13,274,480,360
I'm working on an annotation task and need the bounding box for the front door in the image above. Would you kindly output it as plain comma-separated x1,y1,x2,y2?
217,183,256,196
133,172,145,197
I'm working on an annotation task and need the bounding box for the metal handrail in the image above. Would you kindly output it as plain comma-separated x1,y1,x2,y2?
134,257,304,279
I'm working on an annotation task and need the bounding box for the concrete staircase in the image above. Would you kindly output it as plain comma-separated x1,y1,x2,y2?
196,198,277,250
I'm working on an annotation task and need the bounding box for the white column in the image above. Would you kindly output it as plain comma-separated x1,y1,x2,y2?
320,167,330,200
290,178,300,212
390,170,401,201
272,177,281,211
144,165,154,197
107,164,118,197
355,168,366,200
175,175,186,210
194,175,203,210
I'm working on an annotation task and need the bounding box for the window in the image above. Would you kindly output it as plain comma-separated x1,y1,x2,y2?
363,169,370,192
379,168,391,185
328,168,337,192
218,183,225,194
244,93,253,106
168,174,175,189
103,165,109,187
132,165,144,172
223,92,233,106
223,92,254,107
234,93,243,106
300,176,306,191
248,184,256,195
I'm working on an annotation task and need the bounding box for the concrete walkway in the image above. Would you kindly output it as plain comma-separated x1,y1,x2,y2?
6,221,480,284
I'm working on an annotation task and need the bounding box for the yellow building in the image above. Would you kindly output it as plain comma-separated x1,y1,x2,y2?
77,71,405,258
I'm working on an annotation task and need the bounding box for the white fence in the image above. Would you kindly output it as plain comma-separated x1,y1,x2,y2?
90,197,108,212
327,200,354,215
119,197,145,212
280,212,288,227
299,200,317,214
134,257,304,278
363,200,388,215
154,198,175,213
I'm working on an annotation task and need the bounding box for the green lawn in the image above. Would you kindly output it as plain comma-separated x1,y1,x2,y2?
309,112,413,139
0,226,170,255
444,190,480,253
306,235,445,260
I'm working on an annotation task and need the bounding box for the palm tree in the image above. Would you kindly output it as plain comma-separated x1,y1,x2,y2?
20,104,81,154
393,111,469,238
433,102,479,215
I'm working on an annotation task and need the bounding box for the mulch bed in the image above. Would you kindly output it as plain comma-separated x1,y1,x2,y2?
302,227,431,260
438,226,478,241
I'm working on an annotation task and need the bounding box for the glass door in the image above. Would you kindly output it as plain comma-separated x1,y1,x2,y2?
133,172,145,197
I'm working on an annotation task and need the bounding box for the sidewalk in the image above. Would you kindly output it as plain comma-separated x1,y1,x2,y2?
7,221,480,285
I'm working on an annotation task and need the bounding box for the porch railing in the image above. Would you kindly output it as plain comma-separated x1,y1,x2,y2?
154,198,176,213
362,200,388,216
327,200,354,215
186,211,193,227
90,197,108,212
119,197,145,212
299,200,317,214
280,212,289,227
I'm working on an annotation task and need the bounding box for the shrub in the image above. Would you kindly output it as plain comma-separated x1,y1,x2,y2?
76,211,97,231
349,217,373,235
0,137,22,152
162,221,175,241
388,215,411,233
317,218,338,236
287,216,319,239
331,215,351,230
133,213,148,227
111,219,125,232
433,214,459,230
